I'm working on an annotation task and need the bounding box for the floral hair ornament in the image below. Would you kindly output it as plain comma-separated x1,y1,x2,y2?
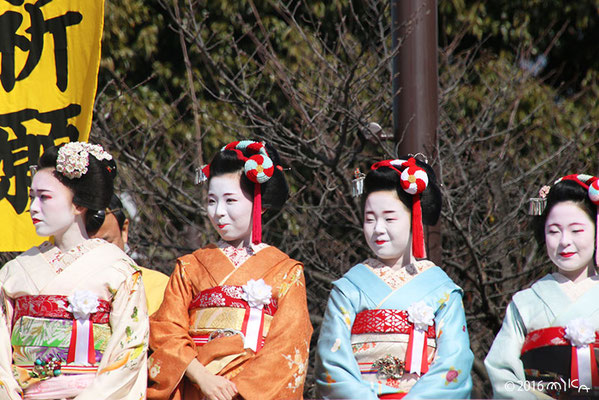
56,142,113,180
531,174,599,266
198,140,276,244
369,157,429,258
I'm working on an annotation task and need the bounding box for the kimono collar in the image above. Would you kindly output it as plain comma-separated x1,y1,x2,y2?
217,240,269,268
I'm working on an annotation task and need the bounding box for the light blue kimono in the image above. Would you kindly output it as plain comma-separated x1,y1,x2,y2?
485,274,599,399
315,262,474,399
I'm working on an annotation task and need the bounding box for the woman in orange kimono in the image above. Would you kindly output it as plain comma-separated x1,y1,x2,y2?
148,140,312,400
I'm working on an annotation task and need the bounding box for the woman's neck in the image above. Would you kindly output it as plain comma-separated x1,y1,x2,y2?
53,218,89,252
558,265,597,284
222,237,252,249
378,251,416,271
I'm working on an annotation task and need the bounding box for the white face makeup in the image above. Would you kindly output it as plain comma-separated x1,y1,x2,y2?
29,169,77,237
207,173,254,248
545,201,596,277
363,190,413,267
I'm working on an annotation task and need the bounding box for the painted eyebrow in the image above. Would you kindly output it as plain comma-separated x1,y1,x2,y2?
208,192,240,196
364,210,398,214
547,222,587,227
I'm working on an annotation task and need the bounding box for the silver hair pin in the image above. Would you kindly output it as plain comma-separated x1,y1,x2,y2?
194,166,208,185
352,168,366,197
409,153,429,164
528,185,550,216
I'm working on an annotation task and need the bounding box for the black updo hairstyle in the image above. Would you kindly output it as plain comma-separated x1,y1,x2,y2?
208,141,289,210
533,179,597,246
38,143,117,232
363,157,442,226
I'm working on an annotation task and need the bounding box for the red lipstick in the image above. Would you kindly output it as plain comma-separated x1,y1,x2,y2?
560,252,575,258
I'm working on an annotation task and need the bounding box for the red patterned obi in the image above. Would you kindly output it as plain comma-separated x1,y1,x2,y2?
13,295,112,366
352,309,436,378
13,295,111,326
352,309,436,337
189,285,278,315
188,285,277,351
522,327,599,390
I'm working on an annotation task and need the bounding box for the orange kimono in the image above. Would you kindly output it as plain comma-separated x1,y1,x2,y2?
147,244,312,400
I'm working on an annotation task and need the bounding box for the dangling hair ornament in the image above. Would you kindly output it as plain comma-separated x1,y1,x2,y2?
533,174,599,266
198,140,274,245
352,168,366,197
370,157,429,259
195,165,210,184
528,185,550,216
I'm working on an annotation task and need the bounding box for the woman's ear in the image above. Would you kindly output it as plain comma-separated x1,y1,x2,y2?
73,204,87,216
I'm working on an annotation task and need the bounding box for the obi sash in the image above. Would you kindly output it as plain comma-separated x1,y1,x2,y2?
188,285,277,352
522,327,599,390
352,309,436,378
12,295,111,371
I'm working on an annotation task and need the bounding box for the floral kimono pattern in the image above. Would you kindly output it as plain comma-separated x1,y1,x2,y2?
315,261,473,399
148,244,313,400
0,239,149,400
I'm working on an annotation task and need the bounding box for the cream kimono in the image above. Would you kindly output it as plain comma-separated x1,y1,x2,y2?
0,284,21,399
0,239,149,400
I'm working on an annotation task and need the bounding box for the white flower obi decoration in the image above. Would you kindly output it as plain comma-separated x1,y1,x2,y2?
66,290,99,320
407,301,435,331
241,279,272,352
565,318,596,348
242,279,272,309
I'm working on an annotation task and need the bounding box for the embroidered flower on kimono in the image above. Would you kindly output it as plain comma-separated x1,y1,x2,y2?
565,318,596,348
66,290,99,320
223,285,244,299
209,293,226,306
242,279,272,309
407,301,434,331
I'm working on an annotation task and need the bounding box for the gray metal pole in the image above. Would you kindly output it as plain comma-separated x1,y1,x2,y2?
391,0,441,264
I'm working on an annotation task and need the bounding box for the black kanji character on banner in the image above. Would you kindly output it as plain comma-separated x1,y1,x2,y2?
0,0,82,92
0,104,81,213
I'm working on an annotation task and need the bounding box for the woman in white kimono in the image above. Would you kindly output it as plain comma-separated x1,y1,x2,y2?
485,174,599,399
315,157,474,399
0,142,149,399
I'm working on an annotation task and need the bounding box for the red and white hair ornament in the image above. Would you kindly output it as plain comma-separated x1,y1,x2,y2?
198,140,276,245
554,174,599,266
370,157,429,259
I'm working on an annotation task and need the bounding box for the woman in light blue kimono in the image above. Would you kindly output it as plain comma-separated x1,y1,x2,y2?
485,174,599,399
315,157,474,399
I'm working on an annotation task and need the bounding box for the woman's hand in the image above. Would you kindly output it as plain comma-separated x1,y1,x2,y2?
185,358,238,400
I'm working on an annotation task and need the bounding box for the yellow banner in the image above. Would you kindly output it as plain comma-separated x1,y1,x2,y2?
0,0,105,251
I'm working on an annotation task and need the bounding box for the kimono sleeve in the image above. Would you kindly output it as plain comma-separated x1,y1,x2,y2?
315,281,379,400
484,301,536,399
232,264,313,400
147,258,198,398
405,288,473,399
0,287,21,400
76,267,149,400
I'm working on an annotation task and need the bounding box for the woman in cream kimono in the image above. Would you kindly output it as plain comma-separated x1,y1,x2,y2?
486,175,599,399
148,141,312,400
0,142,149,399
0,286,20,399
315,158,474,399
